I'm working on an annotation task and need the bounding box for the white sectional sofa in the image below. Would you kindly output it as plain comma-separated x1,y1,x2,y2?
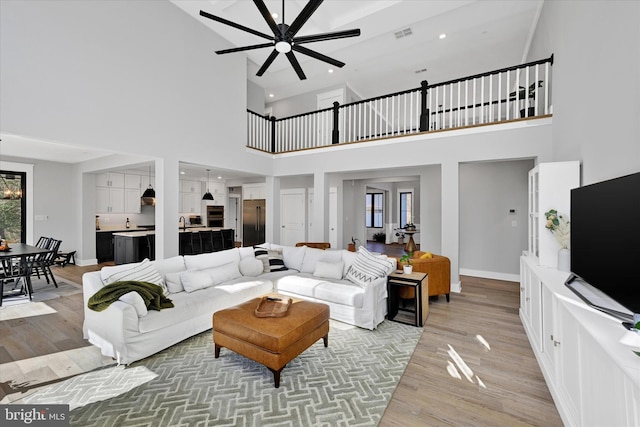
82,244,396,364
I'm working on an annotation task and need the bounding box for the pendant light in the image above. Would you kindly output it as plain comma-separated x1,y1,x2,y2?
141,165,156,205
202,169,214,201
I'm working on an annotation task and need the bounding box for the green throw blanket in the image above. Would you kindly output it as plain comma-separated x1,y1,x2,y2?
88,280,174,312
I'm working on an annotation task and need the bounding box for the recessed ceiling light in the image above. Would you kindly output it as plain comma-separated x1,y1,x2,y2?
328,69,334,73
439,33,447,39
271,13,278,19
269,93,274,98
217,176,222,180
180,171,185,175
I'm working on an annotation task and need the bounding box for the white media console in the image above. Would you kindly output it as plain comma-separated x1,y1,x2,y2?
520,254,640,427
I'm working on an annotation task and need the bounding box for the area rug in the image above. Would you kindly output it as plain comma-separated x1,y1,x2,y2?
23,320,423,426
0,278,81,309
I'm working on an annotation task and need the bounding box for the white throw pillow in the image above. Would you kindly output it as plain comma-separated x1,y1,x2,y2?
254,247,270,273
180,270,214,293
207,262,242,285
164,271,184,294
119,291,148,317
239,257,264,276
103,258,166,293
346,246,394,288
184,248,241,271
300,247,327,273
266,249,287,272
151,256,186,278
313,260,344,280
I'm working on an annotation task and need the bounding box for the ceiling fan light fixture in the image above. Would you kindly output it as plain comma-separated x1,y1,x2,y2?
275,41,291,53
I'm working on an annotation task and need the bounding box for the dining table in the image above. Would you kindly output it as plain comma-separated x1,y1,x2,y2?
0,243,52,304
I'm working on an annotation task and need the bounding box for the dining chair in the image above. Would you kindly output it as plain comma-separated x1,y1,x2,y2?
1,256,31,306
30,238,61,288
179,233,194,256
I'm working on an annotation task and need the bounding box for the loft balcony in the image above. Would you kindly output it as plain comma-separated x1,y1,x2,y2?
248,55,553,154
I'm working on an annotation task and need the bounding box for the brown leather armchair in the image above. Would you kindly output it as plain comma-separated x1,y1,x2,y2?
396,251,451,302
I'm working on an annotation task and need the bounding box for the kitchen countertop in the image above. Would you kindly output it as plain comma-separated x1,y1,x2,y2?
112,227,225,237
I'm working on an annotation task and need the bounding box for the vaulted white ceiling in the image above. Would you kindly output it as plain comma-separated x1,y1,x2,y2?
171,0,542,101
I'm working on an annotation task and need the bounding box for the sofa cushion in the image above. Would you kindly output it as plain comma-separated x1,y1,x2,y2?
267,249,287,272
151,256,186,278
313,280,364,308
274,275,325,298
102,258,166,293
119,291,148,317
238,246,255,259
313,260,344,280
208,261,243,284
282,245,306,271
345,246,394,288
184,248,240,271
300,247,327,273
254,247,270,272
239,257,264,276
341,250,357,277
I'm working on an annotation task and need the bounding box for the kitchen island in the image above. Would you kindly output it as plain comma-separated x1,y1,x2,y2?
112,227,234,264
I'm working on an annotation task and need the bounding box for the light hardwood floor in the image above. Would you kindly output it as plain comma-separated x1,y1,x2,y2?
0,252,562,425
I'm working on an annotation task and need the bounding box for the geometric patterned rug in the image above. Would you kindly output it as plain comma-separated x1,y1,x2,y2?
23,320,423,426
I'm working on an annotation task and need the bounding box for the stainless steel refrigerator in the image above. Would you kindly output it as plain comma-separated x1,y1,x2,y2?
242,199,265,247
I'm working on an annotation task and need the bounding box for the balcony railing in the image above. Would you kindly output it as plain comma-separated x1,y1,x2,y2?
248,55,553,153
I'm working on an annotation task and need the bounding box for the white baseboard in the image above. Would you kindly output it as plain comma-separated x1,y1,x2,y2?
459,268,520,283
451,281,462,293
76,258,98,267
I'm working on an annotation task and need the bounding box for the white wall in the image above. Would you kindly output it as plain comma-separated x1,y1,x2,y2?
528,0,640,185
459,160,533,279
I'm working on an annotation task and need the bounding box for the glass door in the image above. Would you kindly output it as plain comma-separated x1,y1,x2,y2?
0,170,26,243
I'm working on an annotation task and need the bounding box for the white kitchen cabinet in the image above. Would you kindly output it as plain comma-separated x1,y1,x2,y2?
243,183,265,200
527,161,579,267
124,174,141,190
124,188,141,214
181,179,201,193
96,186,125,213
96,172,125,188
209,182,226,206
141,175,155,191
520,255,640,427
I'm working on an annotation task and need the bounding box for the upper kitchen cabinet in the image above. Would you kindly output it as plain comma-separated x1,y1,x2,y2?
96,172,125,188
181,179,201,194
180,179,202,214
243,183,265,200
209,182,226,206
96,172,144,214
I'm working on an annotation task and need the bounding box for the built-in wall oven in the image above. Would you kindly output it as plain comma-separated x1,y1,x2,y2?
207,205,224,227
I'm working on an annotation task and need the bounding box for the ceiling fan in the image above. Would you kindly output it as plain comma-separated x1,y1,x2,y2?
199,0,361,80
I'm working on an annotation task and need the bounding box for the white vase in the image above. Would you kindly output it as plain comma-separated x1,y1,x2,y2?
557,248,570,272
403,265,413,274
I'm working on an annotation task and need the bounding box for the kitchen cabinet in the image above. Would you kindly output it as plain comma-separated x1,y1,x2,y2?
96,172,124,188
124,189,141,214
180,179,202,214
124,174,141,190
243,183,265,200
208,182,226,206
96,186,125,214
141,175,155,191
96,232,115,262
520,255,640,427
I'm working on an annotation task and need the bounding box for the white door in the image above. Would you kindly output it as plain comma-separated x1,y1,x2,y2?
280,189,306,246
329,187,337,248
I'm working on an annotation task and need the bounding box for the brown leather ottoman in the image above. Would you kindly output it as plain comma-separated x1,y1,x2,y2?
212,297,330,388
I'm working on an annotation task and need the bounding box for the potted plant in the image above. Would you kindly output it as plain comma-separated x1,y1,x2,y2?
509,80,543,118
399,253,413,274
404,222,416,231
373,232,386,243
395,231,405,245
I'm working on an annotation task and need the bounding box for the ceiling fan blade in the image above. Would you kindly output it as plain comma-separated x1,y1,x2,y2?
256,49,280,76
294,28,361,45
292,44,345,68
253,0,281,37
286,0,323,38
285,52,307,80
216,42,274,55
200,10,273,41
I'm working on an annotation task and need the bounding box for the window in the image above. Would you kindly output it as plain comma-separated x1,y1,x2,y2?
399,191,413,228
365,192,383,228
0,171,26,243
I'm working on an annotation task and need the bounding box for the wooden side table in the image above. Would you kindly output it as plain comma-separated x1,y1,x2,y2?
387,271,429,326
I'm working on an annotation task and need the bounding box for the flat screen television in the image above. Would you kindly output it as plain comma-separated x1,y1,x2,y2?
566,171,640,324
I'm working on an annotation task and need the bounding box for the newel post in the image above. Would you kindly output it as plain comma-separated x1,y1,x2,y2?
331,101,340,144
419,80,429,132
269,116,276,153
